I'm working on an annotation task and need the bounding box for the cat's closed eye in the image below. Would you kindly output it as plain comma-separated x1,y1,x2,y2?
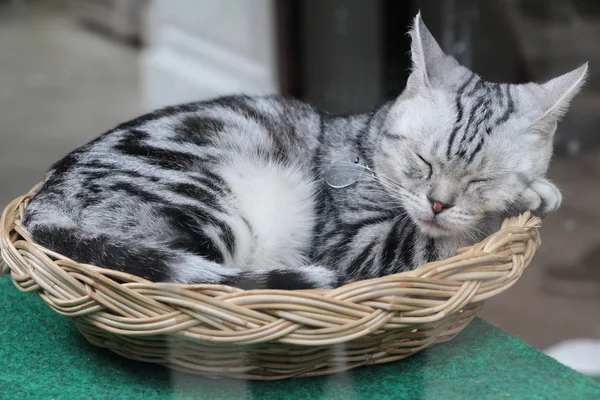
416,154,432,179
467,178,491,187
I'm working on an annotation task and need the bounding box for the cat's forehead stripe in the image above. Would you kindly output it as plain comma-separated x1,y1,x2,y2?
494,85,514,126
445,72,475,159
446,74,515,164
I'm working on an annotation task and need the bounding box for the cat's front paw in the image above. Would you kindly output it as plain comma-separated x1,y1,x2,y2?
521,178,562,218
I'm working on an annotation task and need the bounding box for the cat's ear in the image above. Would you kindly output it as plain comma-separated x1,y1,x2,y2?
406,12,447,91
538,63,588,120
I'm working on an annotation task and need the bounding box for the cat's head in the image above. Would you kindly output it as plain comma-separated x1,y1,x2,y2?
376,13,587,238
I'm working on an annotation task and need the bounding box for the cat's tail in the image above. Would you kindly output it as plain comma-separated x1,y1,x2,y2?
211,264,340,290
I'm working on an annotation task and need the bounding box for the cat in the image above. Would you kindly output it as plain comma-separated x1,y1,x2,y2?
22,14,587,290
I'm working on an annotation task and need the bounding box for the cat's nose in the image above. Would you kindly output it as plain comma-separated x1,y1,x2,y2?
428,197,452,214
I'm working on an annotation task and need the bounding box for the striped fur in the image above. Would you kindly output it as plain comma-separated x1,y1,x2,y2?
22,14,587,289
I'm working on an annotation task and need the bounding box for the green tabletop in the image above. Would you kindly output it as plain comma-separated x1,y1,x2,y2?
1,277,599,400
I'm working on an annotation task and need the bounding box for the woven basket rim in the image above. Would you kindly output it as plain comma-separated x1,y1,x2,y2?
0,183,542,379
2,183,542,293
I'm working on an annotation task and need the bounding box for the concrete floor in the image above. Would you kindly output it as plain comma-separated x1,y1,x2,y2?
1,4,599,352
0,4,142,208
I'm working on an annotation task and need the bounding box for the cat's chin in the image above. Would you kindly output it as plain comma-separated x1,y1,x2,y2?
415,218,457,238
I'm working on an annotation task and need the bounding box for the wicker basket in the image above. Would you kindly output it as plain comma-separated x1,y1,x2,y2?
1,184,541,380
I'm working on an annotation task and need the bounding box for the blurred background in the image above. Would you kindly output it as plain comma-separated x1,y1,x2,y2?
1,0,599,374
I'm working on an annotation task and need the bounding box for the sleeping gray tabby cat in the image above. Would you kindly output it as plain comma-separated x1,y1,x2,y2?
23,14,587,289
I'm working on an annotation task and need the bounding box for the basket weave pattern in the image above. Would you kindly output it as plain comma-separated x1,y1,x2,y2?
1,184,541,380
